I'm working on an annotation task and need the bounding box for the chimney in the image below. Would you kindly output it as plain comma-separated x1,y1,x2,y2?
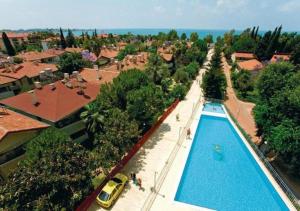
28,90,39,106
44,68,52,76
39,70,46,80
72,71,79,78
49,83,56,91
34,81,42,89
64,73,69,80
93,64,98,70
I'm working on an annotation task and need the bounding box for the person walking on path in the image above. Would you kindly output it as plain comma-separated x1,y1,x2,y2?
176,113,180,121
187,128,191,139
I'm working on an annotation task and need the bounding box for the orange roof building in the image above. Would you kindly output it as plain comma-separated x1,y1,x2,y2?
0,62,58,80
0,80,99,123
232,52,256,62
270,54,290,63
17,49,65,62
0,107,48,180
80,68,119,85
237,59,263,72
99,48,119,60
158,47,174,62
0,32,29,51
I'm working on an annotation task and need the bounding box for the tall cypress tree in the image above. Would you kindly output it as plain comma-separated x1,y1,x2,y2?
66,29,76,47
254,26,259,39
2,32,16,56
59,27,67,49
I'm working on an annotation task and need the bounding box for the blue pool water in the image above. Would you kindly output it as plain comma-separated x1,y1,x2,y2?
175,115,289,211
203,103,225,114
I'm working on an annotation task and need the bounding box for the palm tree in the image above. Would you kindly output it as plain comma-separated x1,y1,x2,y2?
80,104,104,135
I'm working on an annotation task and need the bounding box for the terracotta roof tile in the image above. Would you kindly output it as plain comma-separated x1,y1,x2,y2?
4,32,29,39
18,49,65,62
238,59,263,71
0,62,58,79
270,54,290,63
233,52,256,60
0,108,48,141
0,80,99,122
0,75,16,85
80,68,119,85
99,48,119,59
65,47,84,53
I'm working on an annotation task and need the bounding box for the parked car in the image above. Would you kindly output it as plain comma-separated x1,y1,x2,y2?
96,173,128,208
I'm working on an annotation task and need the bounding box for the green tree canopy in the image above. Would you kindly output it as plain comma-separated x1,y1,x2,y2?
190,32,199,42
0,142,93,210
66,29,76,47
58,52,91,74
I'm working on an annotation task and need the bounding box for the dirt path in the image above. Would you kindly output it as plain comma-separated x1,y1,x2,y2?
222,56,260,144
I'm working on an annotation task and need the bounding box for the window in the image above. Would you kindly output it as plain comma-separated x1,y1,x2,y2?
0,145,26,165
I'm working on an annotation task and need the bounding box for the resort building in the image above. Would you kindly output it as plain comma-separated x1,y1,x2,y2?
231,52,256,62
270,53,291,63
98,46,119,65
0,77,99,144
41,37,60,50
0,107,48,181
17,48,65,63
80,67,120,85
237,59,263,75
0,32,29,51
0,61,58,99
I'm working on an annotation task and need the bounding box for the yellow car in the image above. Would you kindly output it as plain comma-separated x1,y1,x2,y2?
96,173,128,208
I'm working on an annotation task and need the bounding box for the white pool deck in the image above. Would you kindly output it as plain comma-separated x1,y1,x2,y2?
88,48,295,211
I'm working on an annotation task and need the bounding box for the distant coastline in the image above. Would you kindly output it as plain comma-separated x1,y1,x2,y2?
1,28,299,40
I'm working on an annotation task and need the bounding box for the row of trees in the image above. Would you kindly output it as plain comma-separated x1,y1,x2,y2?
222,26,300,63
254,62,300,176
202,46,227,99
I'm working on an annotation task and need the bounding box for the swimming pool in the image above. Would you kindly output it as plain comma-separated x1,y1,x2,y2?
175,114,289,211
203,102,225,114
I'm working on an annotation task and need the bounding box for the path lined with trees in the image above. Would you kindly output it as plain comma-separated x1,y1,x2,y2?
222,56,260,144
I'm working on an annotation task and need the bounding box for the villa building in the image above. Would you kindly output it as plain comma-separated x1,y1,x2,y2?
0,107,48,181
98,46,119,65
80,67,120,85
0,32,29,51
270,53,291,63
0,77,99,144
231,52,256,63
237,59,263,75
17,48,65,63
0,62,58,99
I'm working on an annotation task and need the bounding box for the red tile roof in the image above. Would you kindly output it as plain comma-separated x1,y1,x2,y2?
4,32,29,39
238,59,263,71
99,48,119,59
233,52,256,60
270,54,290,63
0,62,58,79
0,80,100,122
65,47,84,53
0,75,16,85
80,68,119,85
17,49,65,62
0,108,48,141
157,47,173,62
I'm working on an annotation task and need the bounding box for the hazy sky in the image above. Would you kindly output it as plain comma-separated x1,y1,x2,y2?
0,0,299,31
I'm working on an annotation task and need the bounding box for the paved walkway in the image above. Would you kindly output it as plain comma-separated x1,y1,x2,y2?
88,49,214,211
221,57,260,144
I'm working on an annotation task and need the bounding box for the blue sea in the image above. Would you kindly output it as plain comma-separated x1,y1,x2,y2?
70,28,240,40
